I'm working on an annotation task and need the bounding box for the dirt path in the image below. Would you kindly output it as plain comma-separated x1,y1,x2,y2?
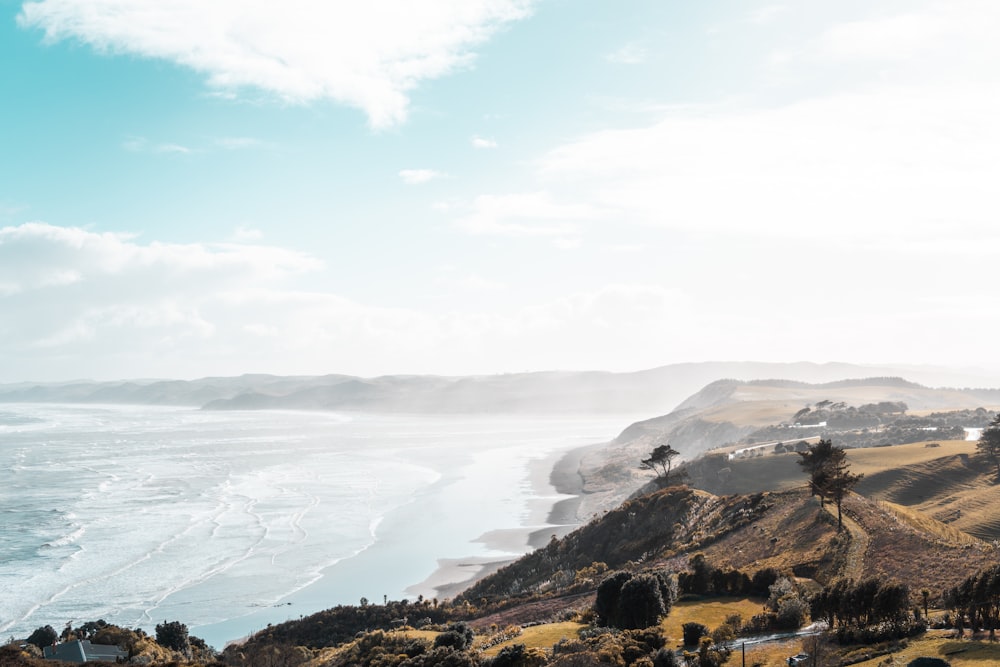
825,494,869,581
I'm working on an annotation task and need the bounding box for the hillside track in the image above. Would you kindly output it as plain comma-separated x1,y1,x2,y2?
826,496,869,583
839,494,997,597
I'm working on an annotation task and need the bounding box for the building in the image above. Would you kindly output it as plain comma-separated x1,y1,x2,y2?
43,639,128,663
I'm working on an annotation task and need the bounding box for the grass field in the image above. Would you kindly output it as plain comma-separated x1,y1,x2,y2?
477,598,777,659
661,597,766,647
848,633,1000,666
477,622,583,657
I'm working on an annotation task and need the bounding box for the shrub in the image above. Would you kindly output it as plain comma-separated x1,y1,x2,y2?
154,621,189,653
434,622,474,651
26,626,58,650
681,622,708,647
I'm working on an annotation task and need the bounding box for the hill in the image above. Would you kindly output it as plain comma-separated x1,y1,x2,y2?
2,361,997,414
458,483,996,617
565,378,1000,520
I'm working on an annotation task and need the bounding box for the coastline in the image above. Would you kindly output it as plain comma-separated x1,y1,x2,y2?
407,440,604,601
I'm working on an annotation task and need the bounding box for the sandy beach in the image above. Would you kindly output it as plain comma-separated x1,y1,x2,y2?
407,440,602,601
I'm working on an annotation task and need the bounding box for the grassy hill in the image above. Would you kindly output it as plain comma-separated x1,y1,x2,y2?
682,438,1000,542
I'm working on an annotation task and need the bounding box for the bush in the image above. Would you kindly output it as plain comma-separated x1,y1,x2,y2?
26,626,58,650
618,574,667,629
775,594,809,630
681,622,708,647
434,622,474,651
154,621,189,653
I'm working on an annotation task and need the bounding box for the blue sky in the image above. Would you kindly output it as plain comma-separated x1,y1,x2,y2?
1,0,998,382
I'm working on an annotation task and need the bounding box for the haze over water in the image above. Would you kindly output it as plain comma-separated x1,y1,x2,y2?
0,404,631,648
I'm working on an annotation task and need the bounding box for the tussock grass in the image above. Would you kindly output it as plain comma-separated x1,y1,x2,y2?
476,622,583,656
878,500,982,546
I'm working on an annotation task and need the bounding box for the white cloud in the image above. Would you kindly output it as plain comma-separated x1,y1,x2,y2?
122,137,192,154
471,135,498,149
530,85,1000,244
606,43,647,65
399,169,446,185
215,137,263,150
232,226,263,241
552,238,582,250
19,0,535,129
456,192,594,237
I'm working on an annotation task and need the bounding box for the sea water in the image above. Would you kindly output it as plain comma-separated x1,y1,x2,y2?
0,404,632,647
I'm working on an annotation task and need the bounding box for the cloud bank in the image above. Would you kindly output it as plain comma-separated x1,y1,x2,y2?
18,0,535,128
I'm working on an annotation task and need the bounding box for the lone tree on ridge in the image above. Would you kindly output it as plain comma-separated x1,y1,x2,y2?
977,413,1000,477
798,438,862,530
640,440,681,484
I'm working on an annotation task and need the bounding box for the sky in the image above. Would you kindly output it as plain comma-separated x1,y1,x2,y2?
1,0,998,382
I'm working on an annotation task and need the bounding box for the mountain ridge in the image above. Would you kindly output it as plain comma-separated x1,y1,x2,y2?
2,362,997,415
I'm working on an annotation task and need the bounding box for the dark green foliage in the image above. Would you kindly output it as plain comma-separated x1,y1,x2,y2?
684,554,710,595
676,559,771,598
749,568,778,597
907,658,950,667
977,413,1000,477
228,598,451,651
25,626,57,650
811,578,913,632
653,647,680,667
618,574,667,629
434,622,474,651
681,622,708,647
489,644,528,667
402,646,478,667
154,621,189,652
797,439,862,529
595,571,673,630
942,563,1000,637
595,571,633,627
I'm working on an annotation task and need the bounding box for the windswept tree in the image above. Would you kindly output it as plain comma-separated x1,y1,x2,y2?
797,438,838,505
977,413,1000,477
798,438,862,529
640,441,681,484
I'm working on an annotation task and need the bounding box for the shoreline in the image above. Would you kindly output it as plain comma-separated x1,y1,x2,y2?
407,440,605,601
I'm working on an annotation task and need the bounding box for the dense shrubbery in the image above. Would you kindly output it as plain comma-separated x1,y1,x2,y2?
595,571,675,630
810,578,923,644
227,598,452,652
677,554,778,599
942,563,1000,637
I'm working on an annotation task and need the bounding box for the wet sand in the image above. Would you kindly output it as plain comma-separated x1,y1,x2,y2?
407,441,601,601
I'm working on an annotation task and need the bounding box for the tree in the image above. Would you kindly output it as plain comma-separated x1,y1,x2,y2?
641,441,681,483
434,622,474,651
595,571,634,627
154,621,189,653
595,571,673,630
26,626,58,650
798,439,862,529
977,413,1000,477
618,574,668,629
825,453,863,531
682,622,708,647
796,439,838,505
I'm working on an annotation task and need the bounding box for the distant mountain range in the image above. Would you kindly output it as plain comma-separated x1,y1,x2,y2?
1,362,998,415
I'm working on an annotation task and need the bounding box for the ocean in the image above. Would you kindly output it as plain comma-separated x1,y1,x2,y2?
0,404,633,648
